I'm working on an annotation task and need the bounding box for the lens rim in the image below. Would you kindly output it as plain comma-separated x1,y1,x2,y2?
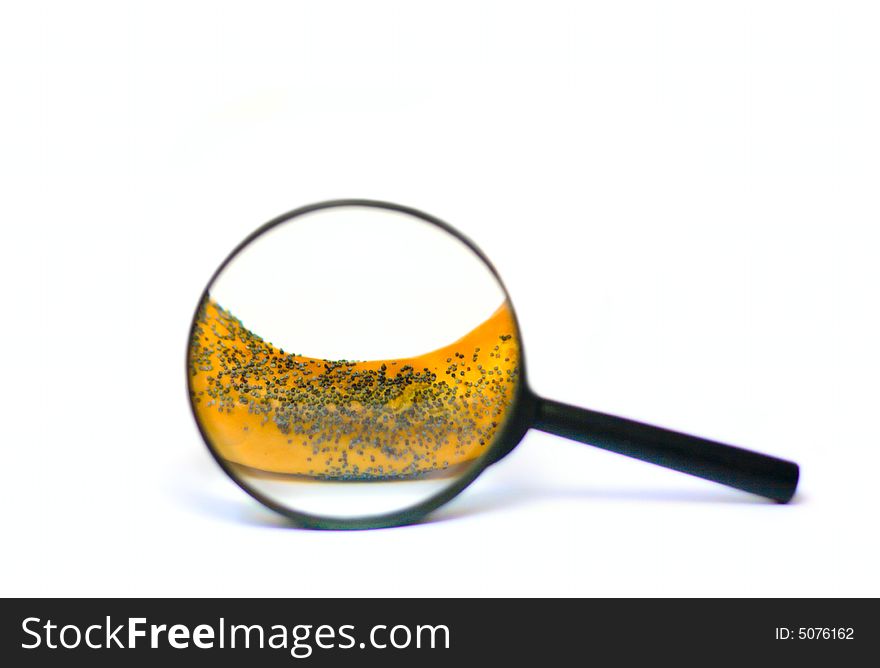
186,199,533,529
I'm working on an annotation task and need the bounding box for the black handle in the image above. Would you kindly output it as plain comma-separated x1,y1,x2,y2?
532,396,799,503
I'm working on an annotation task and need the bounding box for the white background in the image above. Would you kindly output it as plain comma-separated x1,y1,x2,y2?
2,1,878,597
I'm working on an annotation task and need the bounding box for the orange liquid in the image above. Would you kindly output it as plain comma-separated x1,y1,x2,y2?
189,298,520,479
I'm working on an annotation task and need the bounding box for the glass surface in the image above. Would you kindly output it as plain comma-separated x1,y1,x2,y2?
188,205,521,519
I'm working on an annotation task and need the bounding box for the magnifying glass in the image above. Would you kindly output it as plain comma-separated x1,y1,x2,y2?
187,200,799,529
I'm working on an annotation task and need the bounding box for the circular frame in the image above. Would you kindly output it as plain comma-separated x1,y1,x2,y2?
186,199,536,529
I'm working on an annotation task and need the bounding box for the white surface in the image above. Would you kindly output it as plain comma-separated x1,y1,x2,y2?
240,470,468,519
2,1,879,597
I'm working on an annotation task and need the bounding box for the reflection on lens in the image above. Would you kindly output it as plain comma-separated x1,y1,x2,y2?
187,204,521,519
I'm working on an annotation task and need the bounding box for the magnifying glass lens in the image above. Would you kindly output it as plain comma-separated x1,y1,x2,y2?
188,205,521,520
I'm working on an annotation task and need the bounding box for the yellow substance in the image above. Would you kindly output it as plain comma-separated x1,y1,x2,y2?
189,298,519,479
